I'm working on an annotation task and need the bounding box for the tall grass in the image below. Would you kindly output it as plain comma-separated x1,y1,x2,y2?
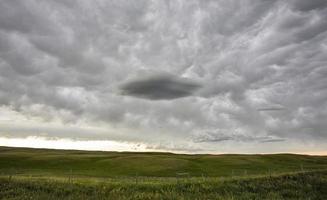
1,171,327,199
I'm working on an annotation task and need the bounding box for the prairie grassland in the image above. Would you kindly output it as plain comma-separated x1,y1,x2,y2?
1,146,327,199
1,146,327,178
1,170,327,199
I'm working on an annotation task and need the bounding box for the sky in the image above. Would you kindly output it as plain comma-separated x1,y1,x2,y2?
0,0,327,154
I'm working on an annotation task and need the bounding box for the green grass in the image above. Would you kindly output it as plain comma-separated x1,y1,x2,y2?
1,146,327,199
1,146,327,178
1,170,327,199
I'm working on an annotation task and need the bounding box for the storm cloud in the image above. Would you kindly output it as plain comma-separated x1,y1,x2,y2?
0,0,327,153
119,73,201,100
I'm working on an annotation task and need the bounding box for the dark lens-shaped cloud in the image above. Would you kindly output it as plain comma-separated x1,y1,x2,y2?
119,73,202,100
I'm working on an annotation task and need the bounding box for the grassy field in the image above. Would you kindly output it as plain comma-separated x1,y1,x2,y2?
1,170,327,199
1,146,327,178
1,146,327,199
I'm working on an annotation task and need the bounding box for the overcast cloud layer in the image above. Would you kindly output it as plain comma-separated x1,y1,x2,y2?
0,0,327,153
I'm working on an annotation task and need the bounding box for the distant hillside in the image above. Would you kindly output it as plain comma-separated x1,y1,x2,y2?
1,146,327,177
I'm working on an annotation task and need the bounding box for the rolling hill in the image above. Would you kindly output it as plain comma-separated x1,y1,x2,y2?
1,146,327,178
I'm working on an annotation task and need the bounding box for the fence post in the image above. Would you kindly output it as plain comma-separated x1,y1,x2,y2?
68,168,73,183
135,173,138,185
268,169,272,178
8,168,14,181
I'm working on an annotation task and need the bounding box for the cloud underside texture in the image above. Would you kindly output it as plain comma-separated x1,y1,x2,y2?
0,0,327,152
119,73,201,100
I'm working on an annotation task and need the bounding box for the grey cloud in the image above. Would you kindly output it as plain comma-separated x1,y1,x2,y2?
0,0,54,34
257,107,285,112
194,131,286,144
119,73,202,100
261,138,286,143
145,142,204,153
0,0,326,153
290,0,327,12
